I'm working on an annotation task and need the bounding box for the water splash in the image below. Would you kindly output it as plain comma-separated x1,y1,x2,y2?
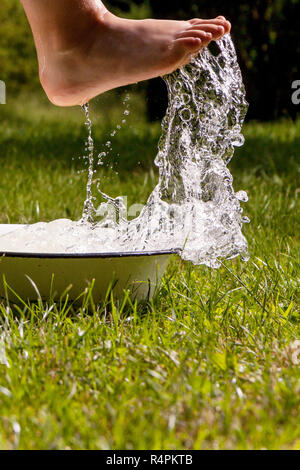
0,36,249,267
116,35,249,266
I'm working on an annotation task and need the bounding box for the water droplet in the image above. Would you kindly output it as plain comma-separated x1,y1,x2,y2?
235,191,248,202
182,94,191,105
232,134,245,147
174,81,182,92
179,108,192,122
224,177,232,186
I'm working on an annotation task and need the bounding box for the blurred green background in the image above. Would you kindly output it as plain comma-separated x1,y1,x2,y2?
1,0,299,121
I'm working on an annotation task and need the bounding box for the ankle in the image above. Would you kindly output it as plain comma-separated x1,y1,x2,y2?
53,11,105,53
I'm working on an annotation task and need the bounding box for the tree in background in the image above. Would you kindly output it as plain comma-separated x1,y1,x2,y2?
0,0,39,93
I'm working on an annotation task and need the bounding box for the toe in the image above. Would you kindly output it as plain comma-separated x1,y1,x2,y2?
189,18,202,25
224,20,231,34
189,17,231,35
189,17,226,25
174,37,203,55
216,17,231,34
178,30,212,45
188,23,225,40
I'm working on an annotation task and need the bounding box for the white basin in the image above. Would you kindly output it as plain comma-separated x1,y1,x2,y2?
0,225,178,303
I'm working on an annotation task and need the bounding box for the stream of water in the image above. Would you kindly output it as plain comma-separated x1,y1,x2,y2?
0,35,249,267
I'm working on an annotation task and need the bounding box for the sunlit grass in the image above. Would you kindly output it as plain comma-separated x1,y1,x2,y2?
0,94,299,450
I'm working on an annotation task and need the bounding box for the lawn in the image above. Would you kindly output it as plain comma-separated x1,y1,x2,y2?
0,90,299,450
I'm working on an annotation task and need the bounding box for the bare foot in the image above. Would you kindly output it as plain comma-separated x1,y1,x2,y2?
29,6,231,106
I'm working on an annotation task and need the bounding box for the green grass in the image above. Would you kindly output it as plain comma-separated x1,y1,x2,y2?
0,91,299,450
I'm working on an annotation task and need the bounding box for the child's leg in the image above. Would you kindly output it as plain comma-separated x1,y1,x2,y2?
20,0,231,106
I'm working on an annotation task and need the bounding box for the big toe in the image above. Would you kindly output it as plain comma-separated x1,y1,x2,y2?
174,37,203,55
171,37,203,68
